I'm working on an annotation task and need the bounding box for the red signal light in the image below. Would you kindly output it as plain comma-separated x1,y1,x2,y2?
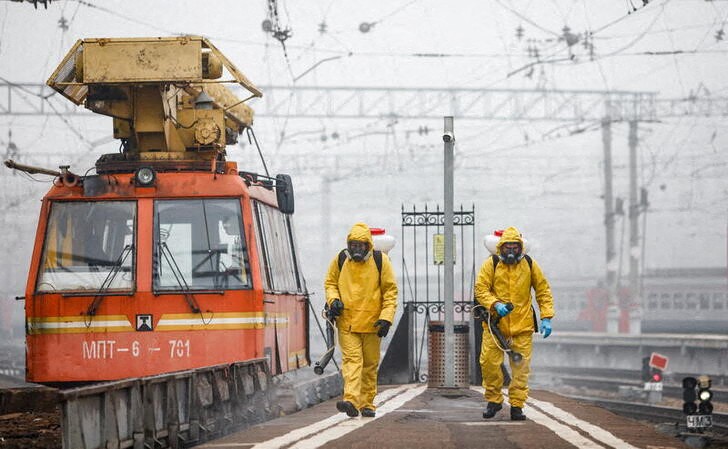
652,372,662,382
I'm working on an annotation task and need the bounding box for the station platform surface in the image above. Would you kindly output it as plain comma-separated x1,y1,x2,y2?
195,384,690,449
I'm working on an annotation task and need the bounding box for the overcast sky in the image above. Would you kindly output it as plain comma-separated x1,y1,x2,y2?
1,0,727,332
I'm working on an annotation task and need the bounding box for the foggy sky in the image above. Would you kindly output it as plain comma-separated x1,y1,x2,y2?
1,0,727,339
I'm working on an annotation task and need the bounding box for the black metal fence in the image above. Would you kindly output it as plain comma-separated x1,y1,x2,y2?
398,204,476,383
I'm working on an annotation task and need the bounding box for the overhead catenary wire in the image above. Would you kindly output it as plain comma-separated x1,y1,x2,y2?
492,0,562,38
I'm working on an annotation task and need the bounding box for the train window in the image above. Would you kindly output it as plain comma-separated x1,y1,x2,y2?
713,293,725,310
647,293,658,311
686,293,697,310
699,293,711,310
673,293,684,310
153,199,251,291
36,201,135,293
252,201,302,294
660,293,671,310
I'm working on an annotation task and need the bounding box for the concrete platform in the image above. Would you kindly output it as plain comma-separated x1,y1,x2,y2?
194,385,692,449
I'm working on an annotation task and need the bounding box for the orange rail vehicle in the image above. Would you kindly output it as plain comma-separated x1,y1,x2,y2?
8,36,309,383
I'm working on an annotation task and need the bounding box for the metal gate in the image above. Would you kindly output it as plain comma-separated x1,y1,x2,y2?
388,204,476,383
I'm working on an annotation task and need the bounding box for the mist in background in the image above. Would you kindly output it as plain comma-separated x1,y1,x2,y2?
1,0,727,348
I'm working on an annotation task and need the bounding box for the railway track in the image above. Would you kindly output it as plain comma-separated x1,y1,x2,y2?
565,395,728,448
537,366,728,402
536,366,728,446
566,394,728,433
537,366,728,387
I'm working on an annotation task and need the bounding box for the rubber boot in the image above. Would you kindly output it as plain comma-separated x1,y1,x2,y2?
510,406,526,421
336,400,359,417
482,402,503,419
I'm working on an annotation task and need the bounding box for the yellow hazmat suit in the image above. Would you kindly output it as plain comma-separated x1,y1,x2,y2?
324,223,398,412
474,226,554,408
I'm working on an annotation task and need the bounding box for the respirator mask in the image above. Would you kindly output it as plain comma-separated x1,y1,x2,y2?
499,242,523,265
347,240,369,262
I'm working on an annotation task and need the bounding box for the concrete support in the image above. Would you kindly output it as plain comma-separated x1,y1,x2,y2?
628,121,642,335
602,117,619,334
532,333,728,377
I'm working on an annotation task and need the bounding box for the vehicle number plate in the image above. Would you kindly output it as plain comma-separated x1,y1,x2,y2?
687,415,713,429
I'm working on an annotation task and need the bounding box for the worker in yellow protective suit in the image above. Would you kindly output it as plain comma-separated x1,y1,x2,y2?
474,226,554,421
324,223,398,418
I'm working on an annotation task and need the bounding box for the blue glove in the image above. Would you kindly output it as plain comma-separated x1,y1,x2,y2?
540,318,552,338
494,302,511,317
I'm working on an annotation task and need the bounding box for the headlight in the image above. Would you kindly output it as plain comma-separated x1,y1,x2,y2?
135,167,156,186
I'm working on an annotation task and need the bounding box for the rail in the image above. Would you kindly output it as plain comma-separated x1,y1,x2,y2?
567,395,728,441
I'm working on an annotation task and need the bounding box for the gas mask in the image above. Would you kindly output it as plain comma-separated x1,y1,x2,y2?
499,242,522,265
347,240,369,262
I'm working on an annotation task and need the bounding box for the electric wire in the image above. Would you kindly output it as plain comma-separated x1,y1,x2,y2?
364,0,422,29
590,0,661,35
581,0,611,90
660,7,687,96
68,0,181,35
492,0,562,38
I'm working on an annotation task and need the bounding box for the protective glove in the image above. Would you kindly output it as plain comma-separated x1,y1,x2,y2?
493,302,512,318
329,299,344,317
374,319,391,338
540,318,552,339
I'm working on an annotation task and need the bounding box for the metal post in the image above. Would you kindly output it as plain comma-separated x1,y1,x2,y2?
628,121,642,334
602,117,619,334
443,116,455,387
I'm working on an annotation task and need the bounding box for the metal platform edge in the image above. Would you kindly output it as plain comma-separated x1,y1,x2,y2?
57,361,342,449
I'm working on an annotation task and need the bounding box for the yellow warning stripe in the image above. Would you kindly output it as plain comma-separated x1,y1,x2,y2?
288,349,308,367
265,312,290,328
156,312,265,331
27,315,134,335
27,312,297,333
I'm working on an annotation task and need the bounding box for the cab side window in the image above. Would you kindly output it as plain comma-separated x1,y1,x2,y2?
252,201,303,294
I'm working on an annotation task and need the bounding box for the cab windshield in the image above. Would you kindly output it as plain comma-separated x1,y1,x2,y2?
36,201,136,293
153,198,251,291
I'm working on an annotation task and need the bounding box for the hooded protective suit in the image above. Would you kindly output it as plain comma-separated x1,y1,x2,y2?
324,222,398,412
474,226,554,409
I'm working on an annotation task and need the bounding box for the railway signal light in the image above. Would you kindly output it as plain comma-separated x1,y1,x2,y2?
682,376,698,415
684,376,714,430
651,367,663,383
697,376,713,415
641,356,663,383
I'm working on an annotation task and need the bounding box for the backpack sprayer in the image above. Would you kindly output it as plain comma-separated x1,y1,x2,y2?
313,303,336,375
474,302,523,364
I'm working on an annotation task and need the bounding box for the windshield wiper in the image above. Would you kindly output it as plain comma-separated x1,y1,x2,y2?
158,241,201,313
86,244,133,316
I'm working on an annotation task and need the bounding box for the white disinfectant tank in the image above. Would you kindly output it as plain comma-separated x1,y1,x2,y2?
371,227,396,254
484,229,528,255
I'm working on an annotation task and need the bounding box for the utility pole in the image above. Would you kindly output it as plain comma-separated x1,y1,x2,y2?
628,121,642,334
602,116,619,334
443,116,455,387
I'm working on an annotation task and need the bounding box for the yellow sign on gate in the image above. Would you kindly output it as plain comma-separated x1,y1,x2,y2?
433,234,456,265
